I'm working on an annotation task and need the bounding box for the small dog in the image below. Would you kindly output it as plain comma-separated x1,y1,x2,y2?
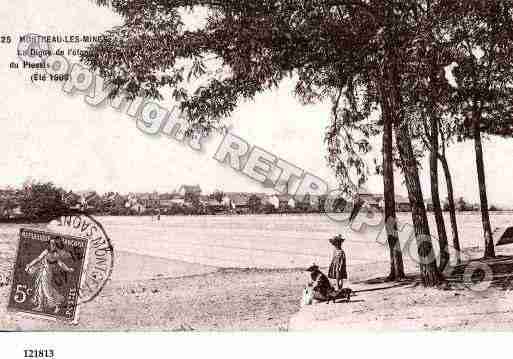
327,287,352,304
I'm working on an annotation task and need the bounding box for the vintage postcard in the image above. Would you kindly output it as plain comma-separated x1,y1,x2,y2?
2,1,513,354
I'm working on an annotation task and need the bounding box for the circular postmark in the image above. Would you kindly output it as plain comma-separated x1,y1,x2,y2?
46,213,114,304
17,33,52,65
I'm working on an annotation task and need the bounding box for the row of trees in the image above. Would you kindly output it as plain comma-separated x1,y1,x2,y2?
84,0,513,286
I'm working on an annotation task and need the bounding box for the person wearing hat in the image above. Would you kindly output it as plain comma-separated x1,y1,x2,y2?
328,234,347,290
306,264,334,302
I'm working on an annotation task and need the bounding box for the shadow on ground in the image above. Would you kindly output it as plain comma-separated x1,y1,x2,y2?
447,255,513,290
355,255,513,292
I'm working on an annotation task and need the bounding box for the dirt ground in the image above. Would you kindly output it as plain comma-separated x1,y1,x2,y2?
0,250,307,331
3,249,513,331
291,282,513,330
0,247,412,331
3,216,513,331
291,255,513,331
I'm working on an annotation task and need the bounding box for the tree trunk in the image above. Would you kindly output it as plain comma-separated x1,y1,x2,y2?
382,101,405,281
429,116,449,270
381,6,437,284
473,117,495,258
439,154,461,264
395,122,441,286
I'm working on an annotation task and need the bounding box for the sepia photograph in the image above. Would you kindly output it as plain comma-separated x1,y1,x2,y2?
1,0,513,357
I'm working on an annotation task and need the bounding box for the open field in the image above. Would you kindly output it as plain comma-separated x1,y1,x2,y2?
57,212,513,268
97,212,513,269
3,212,513,273
1,212,513,330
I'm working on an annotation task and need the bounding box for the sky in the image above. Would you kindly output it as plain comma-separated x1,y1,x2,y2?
1,1,513,206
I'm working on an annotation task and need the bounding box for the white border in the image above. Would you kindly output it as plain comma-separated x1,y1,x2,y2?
0,332,509,359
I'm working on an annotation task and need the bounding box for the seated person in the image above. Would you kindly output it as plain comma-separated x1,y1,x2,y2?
306,264,335,302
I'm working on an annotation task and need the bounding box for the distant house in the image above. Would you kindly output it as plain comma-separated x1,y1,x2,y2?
221,195,232,208
358,193,384,210
247,193,267,212
306,195,321,209
131,202,146,214
76,191,101,211
424,198,448,212
199,195,210,204
264,195,280,209
178,185,202,197
170,197,186,206
295,193,319,211
225,193,250,212
205,199,226,213
287,196,296,209
124,194,146,214
137,192,160,210
177,185,202,205
178,185,201,196
159,193,183,208
353,193,410,212
395,195,411,212
266,194,296,210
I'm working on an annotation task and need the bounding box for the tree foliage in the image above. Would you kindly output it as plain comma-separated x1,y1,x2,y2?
84,0,513,283
20,181,68,220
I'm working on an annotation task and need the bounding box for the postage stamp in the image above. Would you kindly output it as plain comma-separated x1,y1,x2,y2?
6,214,114,323
7,228,89,323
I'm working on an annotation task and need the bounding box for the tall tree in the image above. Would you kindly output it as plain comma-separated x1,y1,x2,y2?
380,2,441,285
439,125,461,263
429,116,450,270
446,1,513,258
381,93,405,280
425,10,451,271
416,115,462,265
406,4,454,270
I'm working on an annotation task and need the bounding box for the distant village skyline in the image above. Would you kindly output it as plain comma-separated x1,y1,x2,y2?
1,180,501,210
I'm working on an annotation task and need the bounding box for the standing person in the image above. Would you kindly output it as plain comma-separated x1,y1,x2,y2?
25,237,74,313
328,234,347,290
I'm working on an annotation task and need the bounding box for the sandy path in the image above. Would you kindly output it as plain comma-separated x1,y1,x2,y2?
3,248,513,331
0,270,306,331
111,250,217,282
290,284,513,331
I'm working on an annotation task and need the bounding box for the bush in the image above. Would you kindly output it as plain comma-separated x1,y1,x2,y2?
20,181,68,220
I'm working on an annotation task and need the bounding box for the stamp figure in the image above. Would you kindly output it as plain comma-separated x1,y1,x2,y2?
7,228,89,322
